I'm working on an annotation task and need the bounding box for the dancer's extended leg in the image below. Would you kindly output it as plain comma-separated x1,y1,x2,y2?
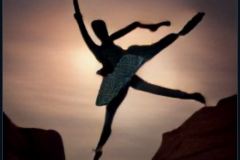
127,12,205,61
94,86,129,160
179,12,205,36
130,75,205,104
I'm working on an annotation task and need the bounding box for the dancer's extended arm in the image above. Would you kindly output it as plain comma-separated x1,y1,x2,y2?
73,0,99,53
73,0,110,65
110,21,171,41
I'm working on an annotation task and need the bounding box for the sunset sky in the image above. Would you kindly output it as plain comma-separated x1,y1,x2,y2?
3,0,237,160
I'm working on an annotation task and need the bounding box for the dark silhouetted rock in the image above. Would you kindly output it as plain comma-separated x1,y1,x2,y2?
3,112,66,160
152,95,237,160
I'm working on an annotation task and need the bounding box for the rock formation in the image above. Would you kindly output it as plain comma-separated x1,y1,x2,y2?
152,95,237,160
3,112,66,160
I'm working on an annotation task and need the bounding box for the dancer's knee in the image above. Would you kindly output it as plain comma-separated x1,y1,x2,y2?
151,33,179,52
165,33,179,39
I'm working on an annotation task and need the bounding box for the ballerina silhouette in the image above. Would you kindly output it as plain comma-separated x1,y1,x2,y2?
73,0,205,159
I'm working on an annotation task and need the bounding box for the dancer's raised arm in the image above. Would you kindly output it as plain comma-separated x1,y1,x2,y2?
73,0,99,53
110,21,171,41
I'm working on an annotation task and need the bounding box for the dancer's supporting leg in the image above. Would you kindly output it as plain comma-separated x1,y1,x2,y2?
94,86,129,160
130,75,205,104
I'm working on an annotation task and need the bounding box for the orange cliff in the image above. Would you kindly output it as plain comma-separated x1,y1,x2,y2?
152,95,237,160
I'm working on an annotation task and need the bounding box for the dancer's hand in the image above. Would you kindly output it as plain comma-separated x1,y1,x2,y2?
149,21,171,32
159,21,171,27
73,0,82,18
148,24,159,32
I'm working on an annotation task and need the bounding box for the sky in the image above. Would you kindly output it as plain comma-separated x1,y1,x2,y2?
3,0,237,160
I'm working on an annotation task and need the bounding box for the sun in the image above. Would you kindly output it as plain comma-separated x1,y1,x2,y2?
71,48,101,74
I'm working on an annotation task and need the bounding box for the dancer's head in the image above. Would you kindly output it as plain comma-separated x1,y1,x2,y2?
92,20,109,43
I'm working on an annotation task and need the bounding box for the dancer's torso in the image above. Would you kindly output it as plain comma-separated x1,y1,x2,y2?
100,44,125,67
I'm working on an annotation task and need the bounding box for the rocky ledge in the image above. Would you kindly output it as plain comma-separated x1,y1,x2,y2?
152,95,237,160
3,112,66,160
